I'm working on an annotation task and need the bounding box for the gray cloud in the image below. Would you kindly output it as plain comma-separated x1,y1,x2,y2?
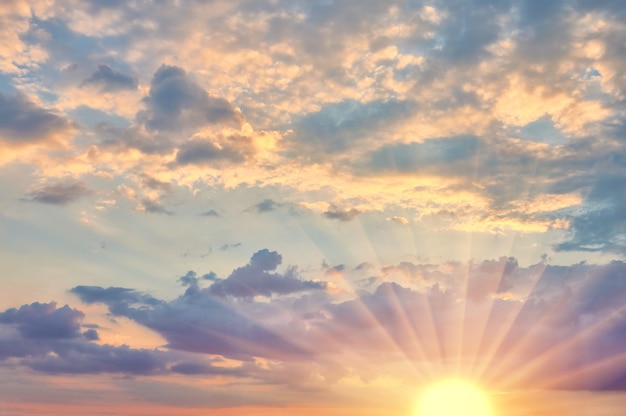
0,92,72,144
0,302,84,340
323,206,360,222
23,181,91,205
1,254,622,390
173,135,253,166
138,64,243,133
200,209,220,217
81,64,138,92
208,249,326,298
139,198,173,215
247,199,281,213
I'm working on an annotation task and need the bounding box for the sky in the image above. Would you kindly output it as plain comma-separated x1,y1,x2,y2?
1,0,626,414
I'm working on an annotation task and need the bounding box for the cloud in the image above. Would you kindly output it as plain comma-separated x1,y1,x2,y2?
200,209,220,217
0,253,622,391
23,181,91,205
173,134,254,166
0,92,72,145
247,199,281,213
81,64,138,92
138,198,173,215
323,206,360,222
138,64,243,133
70,250,327,360
0,302,85,339
386,216,409,225
208,249,326,298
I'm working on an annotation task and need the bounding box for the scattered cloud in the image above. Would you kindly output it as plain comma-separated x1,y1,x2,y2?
81,64,138,92
23,181,91,205
323,206,360,222
200,209,220,217
0,92,72,145
247,199,281,213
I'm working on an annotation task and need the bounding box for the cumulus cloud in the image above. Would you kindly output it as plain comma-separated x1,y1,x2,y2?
0,92,72,145
0,302,85,340
138,64,243,133
81,64,138,92
23,181,91,205
208,249,326,298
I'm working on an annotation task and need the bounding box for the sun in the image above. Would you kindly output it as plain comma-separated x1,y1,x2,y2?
416,379,493,416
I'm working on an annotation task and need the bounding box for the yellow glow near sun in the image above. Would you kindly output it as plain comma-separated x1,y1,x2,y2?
416,379,493,416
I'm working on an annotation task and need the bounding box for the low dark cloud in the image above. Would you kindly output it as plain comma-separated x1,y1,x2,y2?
23,181,91,205
323,206,360,221
0,92,72,144
81,64,138,92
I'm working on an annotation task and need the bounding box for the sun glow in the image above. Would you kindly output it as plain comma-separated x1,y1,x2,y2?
416,379,493,416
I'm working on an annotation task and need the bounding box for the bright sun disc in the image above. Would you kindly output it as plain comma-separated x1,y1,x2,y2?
417,379,493,416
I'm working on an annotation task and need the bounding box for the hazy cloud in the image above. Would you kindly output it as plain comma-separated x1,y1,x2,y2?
323,206,360,222
23,181,91,205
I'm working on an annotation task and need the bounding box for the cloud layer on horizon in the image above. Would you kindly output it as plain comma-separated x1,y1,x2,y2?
1,250,626,394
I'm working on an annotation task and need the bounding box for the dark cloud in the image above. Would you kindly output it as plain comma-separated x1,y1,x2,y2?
173,135,253,166
247,199,281,213
139,198,173,215
0,92,72,144
140,175,172,193
0,302,84,339
138,64,243,133
23,181,91,205
81,64,138,92
323,207,360,222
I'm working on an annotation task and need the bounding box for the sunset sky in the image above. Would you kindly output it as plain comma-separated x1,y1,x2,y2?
2,0,626,414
